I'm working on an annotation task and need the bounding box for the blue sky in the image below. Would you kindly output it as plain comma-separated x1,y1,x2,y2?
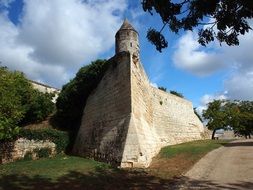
0,0,253,112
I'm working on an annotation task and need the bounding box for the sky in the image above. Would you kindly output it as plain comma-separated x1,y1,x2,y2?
0,0,253,113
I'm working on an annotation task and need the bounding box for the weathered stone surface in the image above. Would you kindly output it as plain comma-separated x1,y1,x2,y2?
73,52,132,166
73,20,207,168
0,138,56,164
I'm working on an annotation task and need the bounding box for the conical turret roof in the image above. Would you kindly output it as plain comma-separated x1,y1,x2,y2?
117,19,137,33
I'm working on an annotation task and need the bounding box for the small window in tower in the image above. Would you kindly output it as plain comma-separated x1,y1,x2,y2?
130,42,132,47
127,32,129,35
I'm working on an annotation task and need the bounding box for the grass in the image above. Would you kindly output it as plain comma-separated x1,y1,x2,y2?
0,139,231,190
0,155,110,180
148,139,231,179
160,139,229,158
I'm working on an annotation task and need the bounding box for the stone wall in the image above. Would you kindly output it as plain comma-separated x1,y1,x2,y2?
73,52,132,166
30,80,60,103
74,52,206,168
119,54,205,167
0,138,56,164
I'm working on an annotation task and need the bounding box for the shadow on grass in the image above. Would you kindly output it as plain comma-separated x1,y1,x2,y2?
1,167,253,190
178,176,253,190
223,141,253,147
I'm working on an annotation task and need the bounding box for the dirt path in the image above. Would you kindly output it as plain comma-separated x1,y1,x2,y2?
178,139,253,190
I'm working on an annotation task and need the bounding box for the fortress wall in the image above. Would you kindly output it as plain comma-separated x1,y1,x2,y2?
120,56,160,168
121,56,204,167
151,87,204,146
74,52,205,168
72,20,206,168
73,52,132,165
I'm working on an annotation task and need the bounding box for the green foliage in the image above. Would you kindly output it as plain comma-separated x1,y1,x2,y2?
19,129,69,153
158,86,167,92
0,117,20,141
142,0,253,51
147,28,168,52
0,67,29,140
34,148,51,158
225,100,253,138
0,67,28,124
170,90,184,98
203,100,227,139
0,67,54,141
203,100,253,139
55,59,109,131
21,91,55,125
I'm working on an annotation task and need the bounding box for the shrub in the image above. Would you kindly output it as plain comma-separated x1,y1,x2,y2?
170,90,184,98
19,129,69,153
34,148,51,158
158,86,167,92
21,91,55,125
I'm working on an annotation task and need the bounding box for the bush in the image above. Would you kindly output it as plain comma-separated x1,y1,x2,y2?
170,90,184,98
34,148,51,158
21,91,55,125
158,86,167,92
19,129,69,153
55,59,109,131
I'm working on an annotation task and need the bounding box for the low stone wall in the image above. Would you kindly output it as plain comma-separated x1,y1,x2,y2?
0,138,56,164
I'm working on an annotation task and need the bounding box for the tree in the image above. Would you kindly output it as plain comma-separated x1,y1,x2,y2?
203,100,227,139
232,101,253,138
203,99,253,139
0,67,29,140
170,90,184,98
142,0,253,52
55,59,109,131
0,67,54,140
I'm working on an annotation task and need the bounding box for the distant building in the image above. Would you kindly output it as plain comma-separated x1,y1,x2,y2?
214,129,235,140
29,80,60,103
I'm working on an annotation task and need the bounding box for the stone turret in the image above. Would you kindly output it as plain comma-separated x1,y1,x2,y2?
115,19,139,56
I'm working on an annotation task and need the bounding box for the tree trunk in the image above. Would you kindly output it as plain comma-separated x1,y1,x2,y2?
211,129,217,140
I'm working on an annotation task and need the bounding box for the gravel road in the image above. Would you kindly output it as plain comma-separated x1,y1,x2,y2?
178,139,253,190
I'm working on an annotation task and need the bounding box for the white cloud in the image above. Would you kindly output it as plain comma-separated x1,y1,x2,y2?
196,93,227,116
173,31,225,76
0,0,127,87
200,94,227,106
150,82,158,88
222,30,253,101
224,72,253,101
174,23,253,101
